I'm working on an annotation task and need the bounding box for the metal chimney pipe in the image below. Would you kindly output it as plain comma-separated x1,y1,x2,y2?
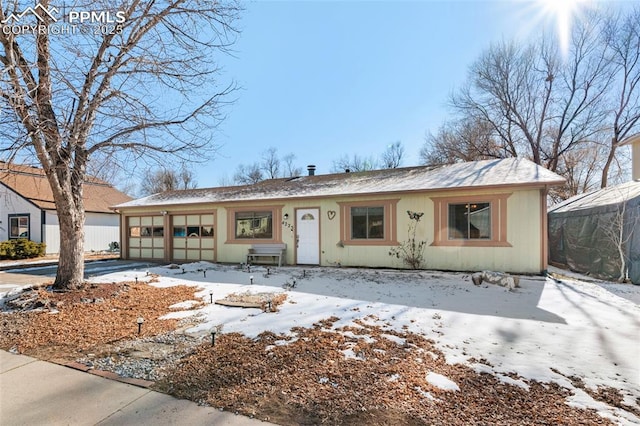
307,165,316,176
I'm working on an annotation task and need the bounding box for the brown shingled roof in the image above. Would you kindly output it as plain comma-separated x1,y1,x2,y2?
0,162,132,213
116,158,565,209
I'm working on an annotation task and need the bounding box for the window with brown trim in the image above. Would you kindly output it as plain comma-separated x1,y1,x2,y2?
225,206,283,244
448,203,491,240
235,211,273,239
337,199,399,246
351,206,385,239
431,194,511,247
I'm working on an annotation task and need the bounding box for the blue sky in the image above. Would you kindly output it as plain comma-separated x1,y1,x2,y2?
195,0,624,187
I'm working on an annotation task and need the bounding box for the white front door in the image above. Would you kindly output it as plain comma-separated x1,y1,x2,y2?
296,208,320,265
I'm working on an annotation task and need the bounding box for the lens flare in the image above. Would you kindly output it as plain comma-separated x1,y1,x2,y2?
537,0,587,57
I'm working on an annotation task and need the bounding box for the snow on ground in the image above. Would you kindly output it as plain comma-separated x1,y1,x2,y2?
85,262,639,424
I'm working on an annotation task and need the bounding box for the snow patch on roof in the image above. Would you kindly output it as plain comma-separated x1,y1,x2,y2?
549,181,640,213
116,158,564,209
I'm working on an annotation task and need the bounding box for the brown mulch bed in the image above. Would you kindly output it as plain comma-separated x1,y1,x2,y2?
0,282,627,425
0,280,202,361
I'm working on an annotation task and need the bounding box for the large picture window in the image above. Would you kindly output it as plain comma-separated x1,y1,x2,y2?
225,206,283,244
9,215,29,239
351,206,384,239
235,211,273,239
448,203,491,240
431,194,511,247
337,199,399,246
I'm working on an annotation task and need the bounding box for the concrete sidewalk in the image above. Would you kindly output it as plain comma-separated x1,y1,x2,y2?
0,350,271,426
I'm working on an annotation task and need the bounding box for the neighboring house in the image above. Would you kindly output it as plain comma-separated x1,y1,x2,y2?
548,134,640,284
114,158,564,274
0,162,132,254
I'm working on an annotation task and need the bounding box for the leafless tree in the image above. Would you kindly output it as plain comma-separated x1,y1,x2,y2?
233,163,263,185
600,6,640,187
598,192,638,282
139,166,198,196
0,0,241,289
433,12,623,199
552,147,602,202
261,147,280,179
452,23,610,172
331,153,378,173
233,147,301,184
380,141,404,168
282,153,302,177
420,119,504,166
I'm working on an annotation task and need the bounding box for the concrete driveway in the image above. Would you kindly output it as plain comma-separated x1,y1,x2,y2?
0,259,154,295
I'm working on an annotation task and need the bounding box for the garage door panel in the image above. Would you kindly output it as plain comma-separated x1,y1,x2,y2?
187,238,200,249
201,250,214,261
167,213,216,262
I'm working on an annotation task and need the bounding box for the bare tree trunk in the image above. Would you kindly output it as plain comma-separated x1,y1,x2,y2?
55,208,85,289
601,137,618,188
615,200,627,282
49,170,86,289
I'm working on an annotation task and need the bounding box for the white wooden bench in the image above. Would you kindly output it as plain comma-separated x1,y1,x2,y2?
246,243,287,267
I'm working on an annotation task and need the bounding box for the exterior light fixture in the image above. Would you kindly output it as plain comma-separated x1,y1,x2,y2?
211,330,216,346
250,275,254,284
135,276,138,284
267,268,270,276
203,270,207,278
267,300,272,312
209,290,214,303
283,213,289,220
137,317,144,334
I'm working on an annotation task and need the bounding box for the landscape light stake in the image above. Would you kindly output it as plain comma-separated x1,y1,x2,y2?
267,268,270,276
209,290,213,304
250,275,254,285
293,278,297,288
303,270,306,278
203,270,207,278
137,317,144,334
211,330,216,347
267,300,272,312
135,276,138,284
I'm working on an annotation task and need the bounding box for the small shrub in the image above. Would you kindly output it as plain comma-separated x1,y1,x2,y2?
389,211,427,269
0,239,46,260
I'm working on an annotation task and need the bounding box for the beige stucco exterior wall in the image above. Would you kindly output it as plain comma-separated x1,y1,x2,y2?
118,186,545,273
